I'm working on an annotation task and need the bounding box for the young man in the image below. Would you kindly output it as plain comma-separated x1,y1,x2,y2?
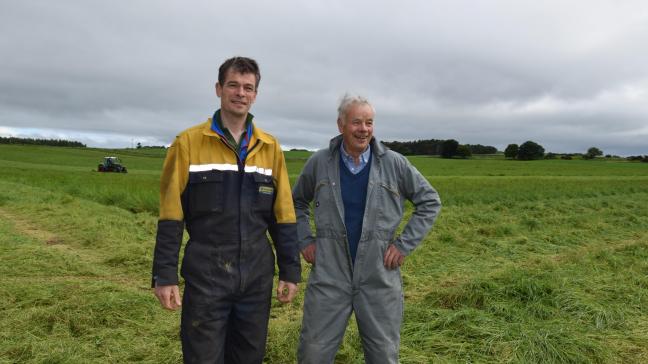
152,56,300,363
293,94,441,364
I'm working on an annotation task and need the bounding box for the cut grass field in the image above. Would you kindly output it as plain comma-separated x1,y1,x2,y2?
0,144,647,363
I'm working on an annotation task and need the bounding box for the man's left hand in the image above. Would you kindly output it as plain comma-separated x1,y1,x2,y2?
277,280,298,304
383,244,405,270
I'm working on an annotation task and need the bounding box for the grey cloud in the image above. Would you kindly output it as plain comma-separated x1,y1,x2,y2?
1,0,648,156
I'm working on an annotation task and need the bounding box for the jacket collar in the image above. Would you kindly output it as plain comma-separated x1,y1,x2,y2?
202,118,274,146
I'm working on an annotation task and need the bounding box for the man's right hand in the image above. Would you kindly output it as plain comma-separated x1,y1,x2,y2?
154,284,182,310
301,243,316,264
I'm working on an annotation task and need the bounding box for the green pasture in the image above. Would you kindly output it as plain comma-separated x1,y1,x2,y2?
1,144,647,363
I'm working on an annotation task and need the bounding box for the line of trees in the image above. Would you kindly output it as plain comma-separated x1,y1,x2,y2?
382,139,498,158
135,142,166,149
505,143,648,162
0,136,86,147
627,155,648,162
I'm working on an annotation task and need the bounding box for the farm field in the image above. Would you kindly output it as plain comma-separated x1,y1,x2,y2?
1,144,648,363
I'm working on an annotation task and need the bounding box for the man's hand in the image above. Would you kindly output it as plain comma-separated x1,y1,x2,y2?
383,244,405,270
277,280,298,304
301,243,316,264
154,284,182,310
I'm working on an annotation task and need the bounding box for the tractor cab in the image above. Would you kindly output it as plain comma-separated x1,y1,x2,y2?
97,157,127,173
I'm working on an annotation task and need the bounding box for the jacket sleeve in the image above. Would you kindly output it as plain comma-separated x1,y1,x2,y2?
151,137,189,287
393,155,441,256
268,142,301,284
292,154,317,251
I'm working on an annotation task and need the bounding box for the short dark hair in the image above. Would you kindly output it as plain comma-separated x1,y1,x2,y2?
218,56,261,89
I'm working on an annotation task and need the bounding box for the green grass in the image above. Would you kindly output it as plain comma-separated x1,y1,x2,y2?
1,144,648,363
409,155,648,177
0,181,180,363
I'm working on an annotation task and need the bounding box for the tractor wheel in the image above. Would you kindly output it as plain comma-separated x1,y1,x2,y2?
122,167,128,173
98,165,104,172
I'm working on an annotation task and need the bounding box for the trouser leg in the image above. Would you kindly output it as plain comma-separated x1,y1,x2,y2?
180,291,232,364
354,285,403,364
224,287,273,364
298,283,353,364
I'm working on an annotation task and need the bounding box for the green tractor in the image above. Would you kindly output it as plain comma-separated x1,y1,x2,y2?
97,157,128,173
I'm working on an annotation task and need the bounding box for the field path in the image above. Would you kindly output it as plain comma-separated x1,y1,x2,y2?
0,180,159,288
0,207,62,245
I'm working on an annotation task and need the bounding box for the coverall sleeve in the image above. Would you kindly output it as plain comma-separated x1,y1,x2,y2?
268,142,301,284
393,156,441,256
291,155,317,251
151,137,189,287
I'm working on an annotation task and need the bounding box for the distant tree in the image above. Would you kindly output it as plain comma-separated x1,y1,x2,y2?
544,152,558,159
466,144,498,154
627,155,648,162
583,147,603,159
504,144,519,159
561,155,572,160
136,142,142,149
456,145,472,159
419,139,440,155
517,141,545,160
440,139,459,158
382,139,446,155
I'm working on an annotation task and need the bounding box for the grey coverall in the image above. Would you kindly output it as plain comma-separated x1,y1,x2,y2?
293,135,441,364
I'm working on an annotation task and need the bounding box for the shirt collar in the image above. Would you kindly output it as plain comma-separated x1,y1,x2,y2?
212,109,254,136
340,142,371,164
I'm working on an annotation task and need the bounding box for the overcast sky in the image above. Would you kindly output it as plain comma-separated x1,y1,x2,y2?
2,0,647,155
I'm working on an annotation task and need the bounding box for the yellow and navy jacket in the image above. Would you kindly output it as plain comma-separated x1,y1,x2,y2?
152,118,301,292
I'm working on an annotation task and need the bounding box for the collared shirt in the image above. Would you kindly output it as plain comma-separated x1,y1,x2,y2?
211,109,254,160
340,143,371,174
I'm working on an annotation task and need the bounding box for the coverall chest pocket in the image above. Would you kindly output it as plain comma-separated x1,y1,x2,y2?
252,173,274,212
377,182,403,229
187,171,224,216
313,179,334,226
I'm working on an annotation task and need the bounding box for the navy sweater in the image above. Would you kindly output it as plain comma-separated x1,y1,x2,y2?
340,155,371,264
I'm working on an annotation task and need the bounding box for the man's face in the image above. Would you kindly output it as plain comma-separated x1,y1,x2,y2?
216,69,257,118
338,103,374,156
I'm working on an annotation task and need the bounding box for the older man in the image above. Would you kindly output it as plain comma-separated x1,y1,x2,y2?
293,94,441,363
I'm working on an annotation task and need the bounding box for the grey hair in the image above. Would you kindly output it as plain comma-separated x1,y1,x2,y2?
337,93,375,121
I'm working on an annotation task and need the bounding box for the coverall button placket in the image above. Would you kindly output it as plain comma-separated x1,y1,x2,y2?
237,140,262,293
352,159,378,287
237,154,247,293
